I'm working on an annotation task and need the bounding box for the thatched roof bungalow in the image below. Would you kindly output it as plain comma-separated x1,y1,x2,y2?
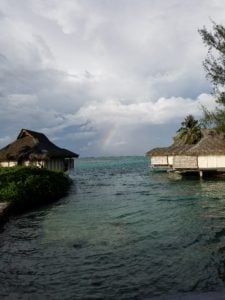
146,146,170,168
147,129,225,176
146,142,193,169
0,129,79,172
173,130,225,171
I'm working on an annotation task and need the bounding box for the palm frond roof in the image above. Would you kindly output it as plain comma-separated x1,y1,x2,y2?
146,140,193,156
0,129,79,162
147,129,225,157
186,130,225,155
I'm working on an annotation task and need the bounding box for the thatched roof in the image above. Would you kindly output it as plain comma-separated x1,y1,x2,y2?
147,129,225,157
186,130,225,155
146,147,169,156
0,129,79,162
146,141,193,157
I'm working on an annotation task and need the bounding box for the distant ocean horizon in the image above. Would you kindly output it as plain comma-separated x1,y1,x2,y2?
1,156,225,299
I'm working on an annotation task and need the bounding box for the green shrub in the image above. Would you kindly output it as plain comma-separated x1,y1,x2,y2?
0,166,72,213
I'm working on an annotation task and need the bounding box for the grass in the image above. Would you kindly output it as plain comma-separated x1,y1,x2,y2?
0,166,72,213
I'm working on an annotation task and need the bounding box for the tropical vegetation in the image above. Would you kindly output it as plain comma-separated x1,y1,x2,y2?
174,115,202,145
174,22,225,144
199,22,225,131
0,166,72,213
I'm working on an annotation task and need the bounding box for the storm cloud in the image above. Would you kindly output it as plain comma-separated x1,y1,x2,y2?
0,0,223,156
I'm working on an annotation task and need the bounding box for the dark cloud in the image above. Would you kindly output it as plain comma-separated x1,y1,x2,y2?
0,0,223,155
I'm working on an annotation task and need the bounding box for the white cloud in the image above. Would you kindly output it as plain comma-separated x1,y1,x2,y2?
76,94,216,126
0,0,224,156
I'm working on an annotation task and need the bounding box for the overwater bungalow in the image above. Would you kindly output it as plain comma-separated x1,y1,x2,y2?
146,142,192,170
0,129,79,172
147,130,225,177
146,146,171,170
173,130,225,176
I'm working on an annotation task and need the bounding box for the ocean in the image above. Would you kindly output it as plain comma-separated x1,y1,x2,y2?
1,156,225,299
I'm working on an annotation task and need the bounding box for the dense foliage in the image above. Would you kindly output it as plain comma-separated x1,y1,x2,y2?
199,22,225,131
0,166,72,212
174,115,202,144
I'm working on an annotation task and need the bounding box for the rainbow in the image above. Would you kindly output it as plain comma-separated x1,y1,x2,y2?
101,125,118,151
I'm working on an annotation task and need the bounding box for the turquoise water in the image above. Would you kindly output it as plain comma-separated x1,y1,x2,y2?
1,156,225,299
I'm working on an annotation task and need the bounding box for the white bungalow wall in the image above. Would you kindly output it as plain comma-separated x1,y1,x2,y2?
24,161,45,168
45,159,75,172
173,156,198,169
0,159,74,172
198,155,225,169
0,161,17,167
168,156,174,166
45,159,65,172
67,158,74,170
151,156,168,166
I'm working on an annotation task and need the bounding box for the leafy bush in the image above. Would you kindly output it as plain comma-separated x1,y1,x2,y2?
0,166,72,213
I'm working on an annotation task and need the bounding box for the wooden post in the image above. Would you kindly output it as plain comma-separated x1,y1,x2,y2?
199,170,203,178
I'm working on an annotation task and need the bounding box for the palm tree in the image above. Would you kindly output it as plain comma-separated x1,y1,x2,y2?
174,115,202,145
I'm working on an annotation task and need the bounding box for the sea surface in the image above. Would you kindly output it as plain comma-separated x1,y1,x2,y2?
1,156,225,299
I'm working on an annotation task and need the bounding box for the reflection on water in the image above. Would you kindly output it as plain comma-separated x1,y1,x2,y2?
1,157,225,299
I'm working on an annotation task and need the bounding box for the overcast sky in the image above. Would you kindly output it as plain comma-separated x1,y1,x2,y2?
0,0,224,156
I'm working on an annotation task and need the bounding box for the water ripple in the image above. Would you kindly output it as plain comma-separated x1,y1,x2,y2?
1,157,225,299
